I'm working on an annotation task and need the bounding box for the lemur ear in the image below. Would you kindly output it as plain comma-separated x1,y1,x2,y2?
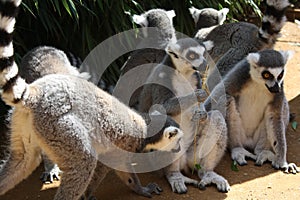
164,127,178,139
166,10,176,20
132,14,148,27
247,52,260,67
189,7,201,23
203,40,214,51
218,8,229,25
280,50,294,64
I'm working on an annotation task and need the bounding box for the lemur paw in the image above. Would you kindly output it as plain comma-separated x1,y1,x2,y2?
195,89,208,102
40,164,61,183
255,150,275,166
192,109,208,122
137,182,163,198
272,161,300,174
231,147,257,166
166,172,199,194
198,171,230,193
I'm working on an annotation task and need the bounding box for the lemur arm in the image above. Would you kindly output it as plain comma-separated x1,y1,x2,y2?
162,89,207,116
266,94,299,174
115,171,162,198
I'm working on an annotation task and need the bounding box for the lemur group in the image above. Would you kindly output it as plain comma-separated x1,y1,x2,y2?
0,0,298,199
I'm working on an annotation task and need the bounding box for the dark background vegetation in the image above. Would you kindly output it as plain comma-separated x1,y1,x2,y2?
14,0,298,84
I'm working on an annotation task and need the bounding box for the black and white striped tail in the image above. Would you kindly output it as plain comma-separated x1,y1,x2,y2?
0,0,27,105
259,0,290,44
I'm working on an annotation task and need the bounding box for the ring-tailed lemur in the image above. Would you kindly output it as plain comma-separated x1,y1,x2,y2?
197,0,290,91
117,8,177,109
189,7,229,40
138,38,230,193
204,49,299,174
19,46,91,183
0,1,185,199
0,46,88,182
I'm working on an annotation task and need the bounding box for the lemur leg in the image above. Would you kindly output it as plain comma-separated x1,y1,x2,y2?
82,161,111,200
164,159,199,194
53,154,97,200
188,110,230,192
115,171,162,198
0,118,42,195
227,96,256,165
254,122,275,166
265,101,299,174
40,153,61,183
43,116,98,200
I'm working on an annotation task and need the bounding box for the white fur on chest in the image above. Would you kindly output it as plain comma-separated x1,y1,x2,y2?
238,81,273,136
171,70,197,97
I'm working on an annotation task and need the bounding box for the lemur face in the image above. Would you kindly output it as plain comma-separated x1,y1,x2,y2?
247,50,292,93
143,126,183,153
166,38,213,73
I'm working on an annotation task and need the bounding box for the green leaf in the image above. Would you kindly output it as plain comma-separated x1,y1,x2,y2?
292,121,298,131
231,160,239,172
195,163,202,170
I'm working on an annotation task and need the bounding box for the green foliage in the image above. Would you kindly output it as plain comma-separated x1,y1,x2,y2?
15,0,263,85
231,160,239,172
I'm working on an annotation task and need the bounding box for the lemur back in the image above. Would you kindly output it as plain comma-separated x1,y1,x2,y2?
116,8,177,109
197,0,290,91
0,1,185,199
19,46,90,83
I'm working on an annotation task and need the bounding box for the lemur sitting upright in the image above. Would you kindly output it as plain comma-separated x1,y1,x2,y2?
196,0,290,91
204,49,299,174
138,38,230,193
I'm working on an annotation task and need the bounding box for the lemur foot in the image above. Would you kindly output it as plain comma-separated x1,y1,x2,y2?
198,171,230,193
40,164,61,183
137,183,163,198
231,147,257,166
272,161,300,174
255,150,275,166
195,89,208,102
166,171,199,194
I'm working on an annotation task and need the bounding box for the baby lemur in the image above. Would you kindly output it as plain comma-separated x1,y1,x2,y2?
0,1,185,199
204,49,299,174
138,38,230,193
197,0,290,91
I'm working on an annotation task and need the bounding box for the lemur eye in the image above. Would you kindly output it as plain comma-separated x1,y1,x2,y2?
149,148,154,152
277,70,284,80
169,51,179,59
186,51,199,60
262,71,273,80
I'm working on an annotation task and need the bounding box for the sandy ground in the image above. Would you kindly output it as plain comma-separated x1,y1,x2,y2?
0,22,300,200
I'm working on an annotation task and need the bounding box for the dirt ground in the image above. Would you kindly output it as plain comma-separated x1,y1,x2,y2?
1,22,300,200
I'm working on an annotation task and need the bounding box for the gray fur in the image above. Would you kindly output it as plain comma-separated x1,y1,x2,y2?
198,0,290,91
19,46,90,82
190,7,229,40
0,5,184,198
138,38,230,193
18,46,90,183
204,49,299,174
118,8,176,109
